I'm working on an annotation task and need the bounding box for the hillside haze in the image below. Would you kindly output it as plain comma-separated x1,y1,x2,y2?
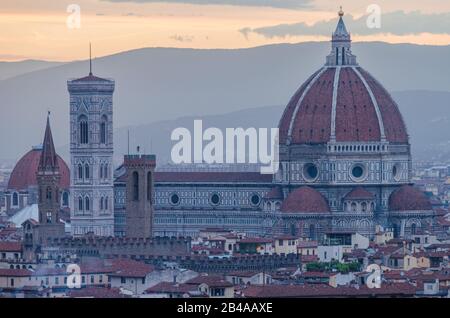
1,42,450,163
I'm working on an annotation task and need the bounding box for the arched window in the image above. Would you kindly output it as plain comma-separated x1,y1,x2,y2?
85,197,90,211
103,164,108,179
105,197,109,210
99,164,103,179
78,115,89,144
78,197,84,212
361,202,367,212
85,164,90,179
309,224,316,240
12,192,19,207
78,164,83,179
46,187,52,202
100,197,104,210
411,223,417,235
62,192,69,207
132,171,139,201
147,172,152,201
100,115,107,144
290,224,296,236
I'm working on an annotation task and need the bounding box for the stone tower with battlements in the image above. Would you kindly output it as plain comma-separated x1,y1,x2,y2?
124,154,156,238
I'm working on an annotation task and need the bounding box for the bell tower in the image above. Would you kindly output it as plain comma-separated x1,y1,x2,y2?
67,48,115,237
124,152,156,238
23,114,65,260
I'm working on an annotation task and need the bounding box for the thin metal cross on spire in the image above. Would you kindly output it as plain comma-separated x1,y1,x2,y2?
89,42,93,76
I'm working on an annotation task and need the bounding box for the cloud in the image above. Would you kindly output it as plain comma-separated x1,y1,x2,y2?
241,11,450,39
102,0,312,9
169,34,195,42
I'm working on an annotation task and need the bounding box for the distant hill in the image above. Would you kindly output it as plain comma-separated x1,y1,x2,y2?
52,89,450,166
0,60,64,81
1,42,450,163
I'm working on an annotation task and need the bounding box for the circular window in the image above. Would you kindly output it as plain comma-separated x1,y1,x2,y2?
303,163,319,182
210,193,221,206
393,163,402,181
170,193,180,205
250,194,261,206
350,163,367,182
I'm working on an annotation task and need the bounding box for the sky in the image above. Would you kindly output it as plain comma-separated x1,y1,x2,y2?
1,0,450,61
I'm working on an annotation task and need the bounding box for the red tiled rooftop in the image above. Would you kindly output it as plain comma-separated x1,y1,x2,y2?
0,241,22,252
241,283,416,298
145,282,199,294
108,259,155,278
238,238,273,244
67,287,126,298
0,269,32,277
186,275,233,288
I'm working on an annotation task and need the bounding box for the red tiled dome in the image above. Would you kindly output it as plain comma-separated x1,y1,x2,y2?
7,148,70,191
389,185,432,211
278,67,408,145
344,187,375,200
280,186,330,213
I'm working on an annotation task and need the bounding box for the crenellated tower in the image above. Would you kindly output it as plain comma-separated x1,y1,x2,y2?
124,153,156,238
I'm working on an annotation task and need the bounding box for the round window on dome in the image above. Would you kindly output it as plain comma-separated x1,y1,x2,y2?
350,164,367,182
250,194,261,206
170,193,180,205
210,193,221,206
393,163,402,182
303,163,319,182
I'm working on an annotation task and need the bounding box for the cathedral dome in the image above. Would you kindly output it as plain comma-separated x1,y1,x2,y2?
7,147,70,191
280,186,330,213
389,185,432,211
278,12,408,145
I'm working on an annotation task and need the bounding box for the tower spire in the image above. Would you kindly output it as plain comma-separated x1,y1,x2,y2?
325,7,357,66
39,111,59,171
89,42,93,76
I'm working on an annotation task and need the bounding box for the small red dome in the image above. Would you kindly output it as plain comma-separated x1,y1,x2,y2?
8,148,70,191
389,185,432,211
278,67,408,145
344,187,375,200
281,186,330,213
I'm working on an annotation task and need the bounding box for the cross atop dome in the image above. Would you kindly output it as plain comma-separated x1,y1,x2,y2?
325,7,357,66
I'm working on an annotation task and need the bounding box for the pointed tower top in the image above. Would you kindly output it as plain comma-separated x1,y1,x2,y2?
334,7,349,37
325,8,357,66
38,112,59,172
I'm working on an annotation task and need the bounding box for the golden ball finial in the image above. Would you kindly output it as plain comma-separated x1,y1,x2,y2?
338,6,344,17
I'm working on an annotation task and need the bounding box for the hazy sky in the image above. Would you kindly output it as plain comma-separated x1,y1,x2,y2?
1,0,450,61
